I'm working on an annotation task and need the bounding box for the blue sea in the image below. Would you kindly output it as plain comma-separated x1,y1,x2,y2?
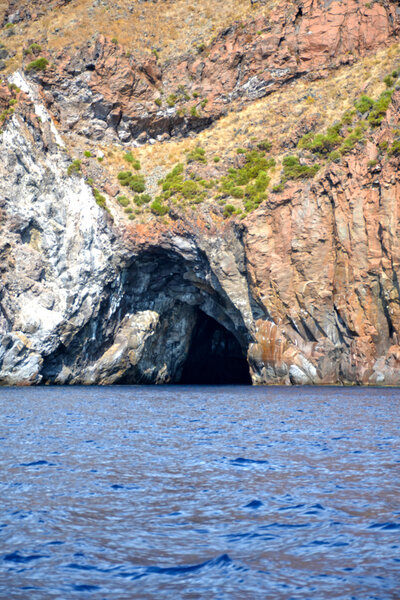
0,385,399,599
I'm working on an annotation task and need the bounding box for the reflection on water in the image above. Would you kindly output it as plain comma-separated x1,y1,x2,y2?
0,385,399,599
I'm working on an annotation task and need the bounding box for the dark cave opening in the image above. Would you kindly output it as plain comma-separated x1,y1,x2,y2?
179,310,252,385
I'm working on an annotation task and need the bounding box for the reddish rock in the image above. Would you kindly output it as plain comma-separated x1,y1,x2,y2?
104,183,119,198
244,90,400,384
31,0,400,143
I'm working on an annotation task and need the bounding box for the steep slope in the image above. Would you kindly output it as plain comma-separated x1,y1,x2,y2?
1,0,400,385
19,0,400,143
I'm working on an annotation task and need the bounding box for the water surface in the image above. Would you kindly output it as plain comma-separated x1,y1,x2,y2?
0,385,399,599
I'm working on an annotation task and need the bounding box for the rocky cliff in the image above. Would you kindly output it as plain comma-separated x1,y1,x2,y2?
1,0,400,385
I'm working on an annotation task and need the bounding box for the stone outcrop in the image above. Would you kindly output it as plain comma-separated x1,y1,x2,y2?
0,77,119,384
29,0,400,143
1,0,72,26
0,77,257,385
245,91,400,385
1,0,400,386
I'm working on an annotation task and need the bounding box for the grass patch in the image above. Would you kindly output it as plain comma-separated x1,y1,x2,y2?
282,155,320,181
117,170,146,193
25,57,49,72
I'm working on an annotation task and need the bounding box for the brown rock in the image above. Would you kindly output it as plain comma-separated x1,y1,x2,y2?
33,0,400,143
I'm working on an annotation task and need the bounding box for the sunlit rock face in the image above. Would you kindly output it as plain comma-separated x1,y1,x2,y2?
0,77,119,384
25,0,400,144
2,76,400,386
2,0,400,386
0,80,256,384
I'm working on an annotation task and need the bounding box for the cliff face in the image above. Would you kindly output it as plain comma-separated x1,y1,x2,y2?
246,92,400,385
29,0,400,143
1,0,400,385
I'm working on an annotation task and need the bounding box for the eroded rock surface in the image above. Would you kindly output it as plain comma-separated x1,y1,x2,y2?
1,1,400,385
246,92,400,385
29,0,400,143
0,79,258,384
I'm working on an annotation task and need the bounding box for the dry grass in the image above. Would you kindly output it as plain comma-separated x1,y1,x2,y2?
70,40,400,224
0,0,276,74
0,1,7,24
128,43,400,186
2,0,399,222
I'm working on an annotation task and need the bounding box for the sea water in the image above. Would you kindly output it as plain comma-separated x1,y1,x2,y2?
0,385,399,599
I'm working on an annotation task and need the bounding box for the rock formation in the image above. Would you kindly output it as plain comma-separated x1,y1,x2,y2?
29,0,400,143
1,0,400,385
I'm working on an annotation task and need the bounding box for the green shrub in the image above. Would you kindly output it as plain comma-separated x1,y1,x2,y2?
93,189,106,208
230,186,244,198
129,176,145,193
152,48,159,60
190,105,199,117
339,125,365,154
200,98,208,109
155,98,162,107
167,94,177,107
383,74,394,88
341,110,355,125
187,146,207,164
123,151,141,170
156,163,210,205
0,107,15,122
25,57,49,72
257,140,272,152
150,199,168,215
223,204,236,218
117,195,130,207
282,155,320,180
67,159,81,176
272,183,284,193
181,179,200,199
84,150,92,158
118,170,145,192
368,159,378,167
24,43,42,56
218,149,274,211
388,140,400,156
213,156,220,163
355,95,375,114
368,90,393,127
111,37,118,44
236,148,246,154
8,98,17,106
134,193,151,206
124,207,133,214
298,123,342,155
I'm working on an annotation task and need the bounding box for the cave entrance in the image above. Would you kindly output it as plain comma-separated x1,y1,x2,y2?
179,310,252,385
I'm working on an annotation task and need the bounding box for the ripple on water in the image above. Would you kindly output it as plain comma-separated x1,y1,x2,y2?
0,385,399,599
244,500,264,509
3,552,48,563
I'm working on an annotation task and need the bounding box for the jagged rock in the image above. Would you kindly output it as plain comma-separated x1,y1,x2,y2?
1,1,400,386
28,0,400,142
